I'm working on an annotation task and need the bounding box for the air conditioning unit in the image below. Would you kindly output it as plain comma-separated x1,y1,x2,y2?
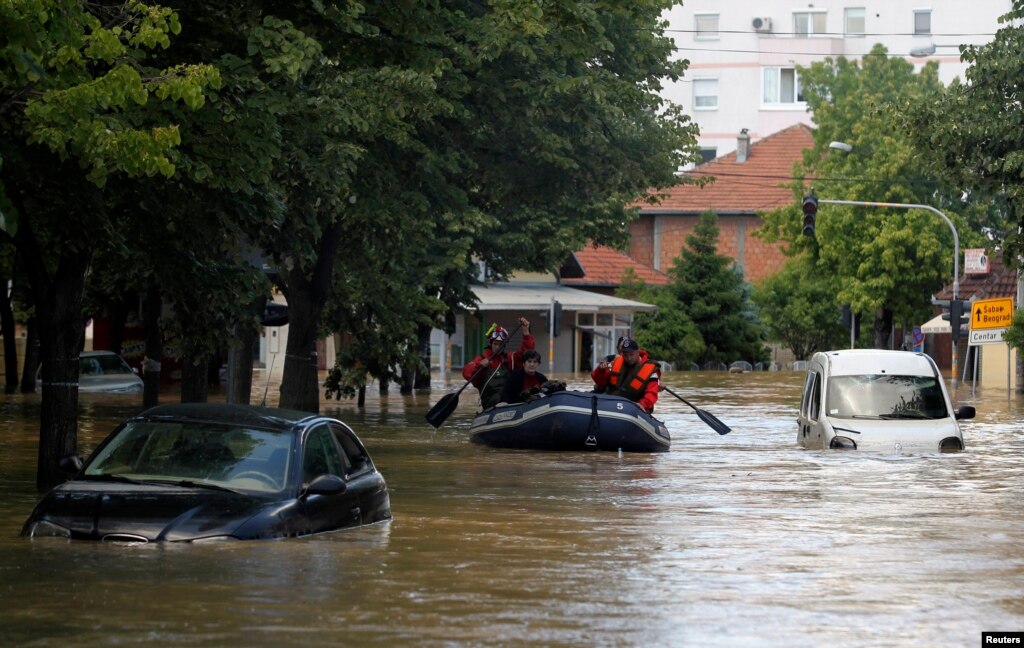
752,16,772,32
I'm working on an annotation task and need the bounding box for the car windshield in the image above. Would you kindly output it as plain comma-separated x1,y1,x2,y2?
81,354,132,376
83,420,294,494
825,374,950,420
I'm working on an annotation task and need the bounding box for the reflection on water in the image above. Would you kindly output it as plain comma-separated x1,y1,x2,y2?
1,372,1023,646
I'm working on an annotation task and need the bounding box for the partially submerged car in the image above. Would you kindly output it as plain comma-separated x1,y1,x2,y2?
23,404,391,542
797,349,974,453
36,350,143,394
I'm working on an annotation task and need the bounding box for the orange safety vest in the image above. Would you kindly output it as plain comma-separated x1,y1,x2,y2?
607,356,658,402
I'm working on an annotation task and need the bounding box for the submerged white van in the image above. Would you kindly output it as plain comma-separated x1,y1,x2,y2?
797,350,975,453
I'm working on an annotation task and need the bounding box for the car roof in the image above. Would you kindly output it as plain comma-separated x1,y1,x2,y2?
817,349,938,377
136,403,325,432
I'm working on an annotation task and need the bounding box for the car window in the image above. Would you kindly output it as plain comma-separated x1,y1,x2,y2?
799,370,816,418
302,425,346,482
330,424,369,474
826,374,950,419
83,421,293,493
808,372,821,421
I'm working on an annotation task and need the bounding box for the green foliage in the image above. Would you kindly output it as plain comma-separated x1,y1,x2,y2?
617,268,704,366
899,1,1024,261
752,257,847,359
1003,309,1024,354
619,214,768,366
757,44,987,346
669,213,768,365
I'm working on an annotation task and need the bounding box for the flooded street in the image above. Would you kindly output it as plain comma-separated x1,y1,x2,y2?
1,372,1023,646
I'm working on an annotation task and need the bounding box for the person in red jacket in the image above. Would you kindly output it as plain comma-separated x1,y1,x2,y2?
462,317,534,409
592,337,659,413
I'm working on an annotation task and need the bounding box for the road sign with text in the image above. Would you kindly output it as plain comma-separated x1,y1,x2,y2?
970,297,1014,331
968,328,1006,346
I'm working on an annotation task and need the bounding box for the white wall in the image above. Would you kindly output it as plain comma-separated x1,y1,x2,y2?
662,1,1009,157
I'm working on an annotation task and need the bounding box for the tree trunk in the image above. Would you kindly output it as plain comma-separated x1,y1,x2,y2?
108,292,131,355
20,318,39,393
18,223,91,490
0,271,18,393
413,323,432,390
277,221,342,413
142,283,162,410
180,356,209,403
228,295,267,405
872,307,893,350
279,277,320,413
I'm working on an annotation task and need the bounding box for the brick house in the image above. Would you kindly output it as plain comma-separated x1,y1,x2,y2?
628,123,814,284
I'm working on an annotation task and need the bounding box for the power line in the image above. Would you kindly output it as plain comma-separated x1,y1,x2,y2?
662,28,995,38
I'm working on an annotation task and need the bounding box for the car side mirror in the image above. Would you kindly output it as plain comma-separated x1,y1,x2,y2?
954,405,976,421
302,474,347,497
59,454,84,474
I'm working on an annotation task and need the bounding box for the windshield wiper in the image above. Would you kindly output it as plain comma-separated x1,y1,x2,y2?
879,411,931,419
80,473,144,484
142,479,241,494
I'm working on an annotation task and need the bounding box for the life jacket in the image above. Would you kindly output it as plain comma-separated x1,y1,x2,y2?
606,355,659,402
479,353,513,409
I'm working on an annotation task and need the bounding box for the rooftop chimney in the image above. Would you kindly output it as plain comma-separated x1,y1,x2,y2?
736,128,750,163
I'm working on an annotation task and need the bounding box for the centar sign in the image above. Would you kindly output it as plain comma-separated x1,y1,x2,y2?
970,297,1014,331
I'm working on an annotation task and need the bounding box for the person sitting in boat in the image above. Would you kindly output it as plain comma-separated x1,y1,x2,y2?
496,349,548,406
591,337,660,413
462,317,534,410
592,335,649,392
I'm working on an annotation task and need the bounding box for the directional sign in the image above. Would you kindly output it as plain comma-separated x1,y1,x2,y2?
969,328,1006,346
970,297,1014,330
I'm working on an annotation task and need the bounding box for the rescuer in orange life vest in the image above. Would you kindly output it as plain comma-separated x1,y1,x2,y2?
591,337,660,413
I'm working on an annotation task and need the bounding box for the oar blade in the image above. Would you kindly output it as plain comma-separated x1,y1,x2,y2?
425,392,460,429
696,408,731,435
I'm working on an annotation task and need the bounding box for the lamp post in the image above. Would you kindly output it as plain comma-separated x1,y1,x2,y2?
818,198,961,389
909,43,962,58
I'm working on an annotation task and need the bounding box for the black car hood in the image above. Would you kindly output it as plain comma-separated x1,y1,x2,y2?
27,481,282,542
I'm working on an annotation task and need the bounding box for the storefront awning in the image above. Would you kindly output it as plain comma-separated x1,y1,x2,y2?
468,281,657,313
920,313,950,334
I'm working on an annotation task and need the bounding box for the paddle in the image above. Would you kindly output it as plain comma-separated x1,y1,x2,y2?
424,322,524,429
661,386,732,435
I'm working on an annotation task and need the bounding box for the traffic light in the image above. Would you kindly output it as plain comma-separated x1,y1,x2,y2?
802,194,818,237
552,300,563,338
940,299,969,343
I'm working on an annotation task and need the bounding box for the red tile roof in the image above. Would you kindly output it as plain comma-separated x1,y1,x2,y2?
561,245,669,287
935,251,1018,301
640,124,815,214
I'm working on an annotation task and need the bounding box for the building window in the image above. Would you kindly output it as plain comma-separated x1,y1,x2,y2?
762,67,804,105
845,8,866,35
914,9,931,35
695,13,719,40
793,10,827,36
693,78,718,110
699,148,717,164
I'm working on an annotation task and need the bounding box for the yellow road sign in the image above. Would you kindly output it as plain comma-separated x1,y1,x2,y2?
970,297,1014,330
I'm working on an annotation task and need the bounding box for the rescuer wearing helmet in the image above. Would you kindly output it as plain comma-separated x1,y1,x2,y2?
462,317,534,409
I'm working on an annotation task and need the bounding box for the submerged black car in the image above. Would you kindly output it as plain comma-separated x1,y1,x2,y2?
22,404,391,542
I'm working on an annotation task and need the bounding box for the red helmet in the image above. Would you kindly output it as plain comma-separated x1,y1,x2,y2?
488,326,509,342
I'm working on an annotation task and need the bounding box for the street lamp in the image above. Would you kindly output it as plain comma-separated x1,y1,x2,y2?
828,141,853,153
909,43,962,58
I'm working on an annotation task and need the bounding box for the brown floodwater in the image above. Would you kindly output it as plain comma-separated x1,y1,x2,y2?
1,372,1022,646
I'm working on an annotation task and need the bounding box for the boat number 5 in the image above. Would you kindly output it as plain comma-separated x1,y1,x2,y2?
616,402,624,410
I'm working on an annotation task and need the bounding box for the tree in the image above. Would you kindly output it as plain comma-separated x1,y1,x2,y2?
900,2,1024,259
0,2,218,488
757,44,985,350
616,268,704,367
668,213,767,366
752,257,847,360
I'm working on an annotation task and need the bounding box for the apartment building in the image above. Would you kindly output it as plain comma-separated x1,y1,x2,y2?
661,1,1008,160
